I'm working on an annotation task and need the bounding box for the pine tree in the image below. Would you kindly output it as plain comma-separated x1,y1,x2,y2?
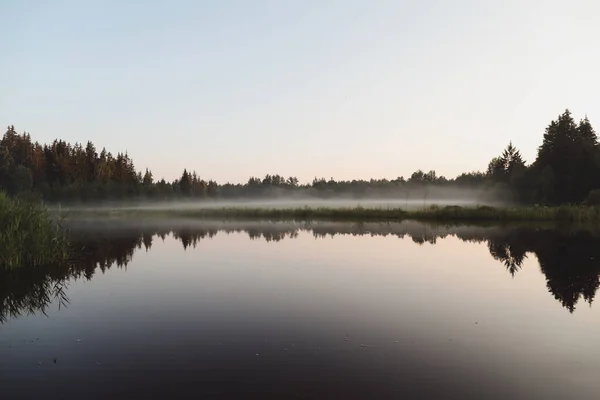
576,115,598,146
179,169,191,195
143,168,153,186
207,180,218,198
502,142,526,176
534,110,580,203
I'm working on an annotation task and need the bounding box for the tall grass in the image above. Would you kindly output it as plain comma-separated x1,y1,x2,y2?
0,192,69,270
64,203,600,223
412,204,600,222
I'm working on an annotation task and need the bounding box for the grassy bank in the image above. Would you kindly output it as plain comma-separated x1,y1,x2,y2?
0,193,69,270
60,204,600,223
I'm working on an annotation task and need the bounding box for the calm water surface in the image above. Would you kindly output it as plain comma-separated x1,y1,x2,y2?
2,220,600,399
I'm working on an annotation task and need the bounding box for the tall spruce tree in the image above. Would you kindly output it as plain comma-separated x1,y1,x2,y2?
534,110,579,203
179,169,192,195
532,109,600,203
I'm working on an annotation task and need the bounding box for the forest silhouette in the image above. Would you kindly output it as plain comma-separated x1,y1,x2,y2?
3,109,600,205
2,221,600,322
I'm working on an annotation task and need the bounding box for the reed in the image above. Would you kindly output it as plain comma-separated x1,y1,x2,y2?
0,192,70,270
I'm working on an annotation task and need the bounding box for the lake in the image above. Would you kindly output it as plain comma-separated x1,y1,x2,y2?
2,219,600,399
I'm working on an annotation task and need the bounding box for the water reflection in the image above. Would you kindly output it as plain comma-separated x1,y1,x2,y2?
2,219,600,323
0,266,70,323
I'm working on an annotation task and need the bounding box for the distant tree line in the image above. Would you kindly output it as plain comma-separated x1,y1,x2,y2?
1,109,600,205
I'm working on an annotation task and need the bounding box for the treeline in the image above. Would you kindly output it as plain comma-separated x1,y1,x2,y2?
2,109,600,204
0,125,491,203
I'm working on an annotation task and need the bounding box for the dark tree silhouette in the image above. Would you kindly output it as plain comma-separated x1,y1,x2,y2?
3,109,600,204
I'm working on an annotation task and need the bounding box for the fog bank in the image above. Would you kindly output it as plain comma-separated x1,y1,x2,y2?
52,185,512,212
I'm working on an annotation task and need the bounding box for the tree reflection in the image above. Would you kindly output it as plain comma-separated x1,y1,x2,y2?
486,231,529,277
531,229,600,312
3,221,600,322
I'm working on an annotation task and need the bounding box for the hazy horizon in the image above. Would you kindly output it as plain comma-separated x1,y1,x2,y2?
3,0,600,183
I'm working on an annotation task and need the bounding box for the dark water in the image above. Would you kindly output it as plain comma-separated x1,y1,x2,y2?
2,219,600,399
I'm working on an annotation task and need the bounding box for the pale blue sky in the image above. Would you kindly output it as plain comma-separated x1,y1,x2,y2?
2,0,599,183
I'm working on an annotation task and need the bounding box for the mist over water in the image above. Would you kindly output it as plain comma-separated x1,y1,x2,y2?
53,185,507,212
118,198,485,211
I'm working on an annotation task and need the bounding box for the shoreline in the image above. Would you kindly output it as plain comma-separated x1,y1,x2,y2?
56,204,600,223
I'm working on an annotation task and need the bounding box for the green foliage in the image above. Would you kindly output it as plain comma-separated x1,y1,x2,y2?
414,205,600,223
65,204,600,223
0,126,141,201
0,192,69,270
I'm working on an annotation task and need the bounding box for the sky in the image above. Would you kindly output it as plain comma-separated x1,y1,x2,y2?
2,0,600,183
